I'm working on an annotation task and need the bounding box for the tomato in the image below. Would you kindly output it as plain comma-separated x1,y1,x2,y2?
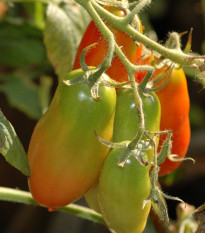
27,68,116,208
85,87,161,216
113,88,161,154
137,57,190,176
98,147,151,233
72,6,143,82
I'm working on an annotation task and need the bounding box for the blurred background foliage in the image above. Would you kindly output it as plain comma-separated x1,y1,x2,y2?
0,0,205,232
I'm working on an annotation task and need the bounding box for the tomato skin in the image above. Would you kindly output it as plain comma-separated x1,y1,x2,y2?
156,68,190,131
98,147,151,233
137,59,190,176
28,69,116,208
113,88,161,155
73,6,143,82
156,68,190,176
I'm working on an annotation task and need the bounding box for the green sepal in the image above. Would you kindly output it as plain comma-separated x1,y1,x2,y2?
157,131,172,165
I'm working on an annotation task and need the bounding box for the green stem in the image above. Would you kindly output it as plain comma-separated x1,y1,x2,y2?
128,77,145,150
0,187,105,225
122,0,151,25
113,43,147,149
92,1,196,66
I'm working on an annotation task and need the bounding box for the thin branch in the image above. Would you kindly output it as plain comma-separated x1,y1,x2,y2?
92,1,205,71
0,187,105,225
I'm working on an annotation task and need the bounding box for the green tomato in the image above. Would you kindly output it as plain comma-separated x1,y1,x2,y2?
113,88,161,162
28,68,116,208
98,147,151,233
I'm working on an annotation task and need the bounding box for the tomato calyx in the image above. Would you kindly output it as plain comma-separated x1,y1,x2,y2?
63,68,121,100
95,131,151,167
157,129,195,165
157,130,173,165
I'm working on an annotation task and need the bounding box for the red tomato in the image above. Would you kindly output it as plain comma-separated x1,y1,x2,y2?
73,6,143,82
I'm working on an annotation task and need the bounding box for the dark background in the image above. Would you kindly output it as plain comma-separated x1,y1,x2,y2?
0,0,205,232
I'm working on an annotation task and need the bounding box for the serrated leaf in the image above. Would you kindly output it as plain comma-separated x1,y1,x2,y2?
0,110,30,176
0,74,42,120
44,2,90,81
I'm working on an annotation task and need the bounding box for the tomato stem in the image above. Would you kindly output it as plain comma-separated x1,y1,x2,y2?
128,76,145,149
122,0,151,25
0,186,105,225
91,0,205,71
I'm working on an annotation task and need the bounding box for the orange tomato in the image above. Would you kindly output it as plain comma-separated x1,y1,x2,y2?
73,6,143,82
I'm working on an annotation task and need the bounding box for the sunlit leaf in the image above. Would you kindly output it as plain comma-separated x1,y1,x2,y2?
44,2,90,81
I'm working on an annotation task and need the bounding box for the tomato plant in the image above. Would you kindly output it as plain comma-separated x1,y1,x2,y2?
27,68,116,208
72,6,143,82
137,57,190,176
1,1,205,233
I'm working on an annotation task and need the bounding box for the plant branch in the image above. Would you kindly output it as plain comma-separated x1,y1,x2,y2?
92,1,205,71
0,187,105,225
122,0,151,25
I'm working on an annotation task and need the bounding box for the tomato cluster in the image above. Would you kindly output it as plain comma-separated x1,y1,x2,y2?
27,6,191,233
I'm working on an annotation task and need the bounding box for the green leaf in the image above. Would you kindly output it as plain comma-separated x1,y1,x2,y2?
0,110,30,176
0,24,46,68
0,73,42,120
44,2,90,81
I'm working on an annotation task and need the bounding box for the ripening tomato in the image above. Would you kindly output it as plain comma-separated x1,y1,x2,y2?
27,68,116,208
137,57,190,176
73,6,143,82
155,68,190,176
